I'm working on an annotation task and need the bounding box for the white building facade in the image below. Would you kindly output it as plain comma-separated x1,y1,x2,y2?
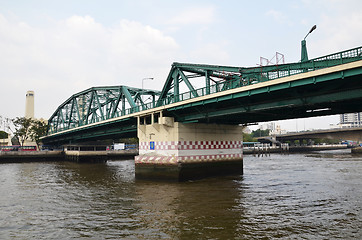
340,112,362,128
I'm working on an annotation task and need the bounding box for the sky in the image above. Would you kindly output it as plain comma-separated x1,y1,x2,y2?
0,0,361,132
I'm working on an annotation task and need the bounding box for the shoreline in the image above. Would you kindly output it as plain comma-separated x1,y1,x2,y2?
0,149,138,163
0,145,354,163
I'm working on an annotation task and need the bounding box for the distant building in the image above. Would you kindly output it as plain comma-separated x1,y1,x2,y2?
271,124,287,135
242,126,251,134
340,112,362,128
25,90,35,119
259,122,275,131
259,122,286,135
24,90,36,146
0,134,12,146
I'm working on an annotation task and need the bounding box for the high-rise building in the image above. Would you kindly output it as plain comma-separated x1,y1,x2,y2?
340,112,362,127
25,90,34,119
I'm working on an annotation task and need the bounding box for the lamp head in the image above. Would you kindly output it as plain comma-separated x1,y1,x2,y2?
304,24,317,40
309,25,317,34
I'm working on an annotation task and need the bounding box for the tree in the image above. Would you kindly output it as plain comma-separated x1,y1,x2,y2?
0,115,12,139
0,130,8,139
314,138,339,145
13,117,33,146
243,132,256,142
12,117,48,149
11,136,19,145
30,119,48,149
251,129,270,138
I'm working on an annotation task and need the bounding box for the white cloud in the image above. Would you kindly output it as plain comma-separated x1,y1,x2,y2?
266,9,288,24
299,0,362,57
310,12,362,56
0,15,179,120
189,42,230,64
168,6,216,25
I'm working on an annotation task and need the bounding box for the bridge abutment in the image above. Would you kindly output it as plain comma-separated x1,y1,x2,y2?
135,116,243,181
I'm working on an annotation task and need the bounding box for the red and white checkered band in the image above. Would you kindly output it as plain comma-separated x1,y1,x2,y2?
137,141,243,164
178,141,243,150
139,141,178,150
135,153,243,164
139,141,243,150
178,153,243,163
135,155,178,165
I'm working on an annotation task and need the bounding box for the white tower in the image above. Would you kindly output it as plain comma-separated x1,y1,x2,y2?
25,90,35,119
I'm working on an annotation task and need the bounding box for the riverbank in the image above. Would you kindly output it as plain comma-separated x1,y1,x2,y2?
0,151,64,163
1,144,351,163
243,144,347,155
352,147,362,154
0,149,138,163
288,144,347,152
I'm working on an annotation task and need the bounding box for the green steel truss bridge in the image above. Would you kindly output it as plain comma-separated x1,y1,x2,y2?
43,46,362,145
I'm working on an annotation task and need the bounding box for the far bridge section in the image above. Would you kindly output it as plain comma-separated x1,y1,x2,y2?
276,127,362,143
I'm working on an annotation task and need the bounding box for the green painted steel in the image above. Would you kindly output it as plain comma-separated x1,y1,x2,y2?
47,86,163,135
44,46,362,144
156,46,362,107
301,25,317,62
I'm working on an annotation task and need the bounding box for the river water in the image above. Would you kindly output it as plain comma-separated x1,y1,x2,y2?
0,149,361,239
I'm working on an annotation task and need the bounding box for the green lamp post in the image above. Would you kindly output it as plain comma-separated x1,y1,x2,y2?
301,25,317,62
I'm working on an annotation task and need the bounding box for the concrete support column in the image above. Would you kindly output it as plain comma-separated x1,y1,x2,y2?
135,116,243,181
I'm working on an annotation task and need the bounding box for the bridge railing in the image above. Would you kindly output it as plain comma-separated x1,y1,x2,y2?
257,46,362,82
131,46,362,109
153,46,362,107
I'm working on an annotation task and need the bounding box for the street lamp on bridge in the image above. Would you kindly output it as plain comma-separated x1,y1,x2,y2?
301,24,317,62
142,77,154,103
142,77,154,90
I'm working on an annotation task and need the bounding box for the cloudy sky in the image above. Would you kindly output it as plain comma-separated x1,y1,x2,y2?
0,0,361,131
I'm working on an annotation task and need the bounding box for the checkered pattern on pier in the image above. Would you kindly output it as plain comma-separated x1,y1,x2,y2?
136,141,243,164
139,141,242,150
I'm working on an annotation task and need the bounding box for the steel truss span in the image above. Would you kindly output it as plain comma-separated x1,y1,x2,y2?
44,46,362,144
47,86,163,135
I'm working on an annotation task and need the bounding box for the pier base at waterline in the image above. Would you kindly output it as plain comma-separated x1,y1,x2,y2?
135,116,243,181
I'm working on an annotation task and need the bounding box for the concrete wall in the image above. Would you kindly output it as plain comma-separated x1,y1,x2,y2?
136,117,243,165
136,116,244,180
138,117,242,144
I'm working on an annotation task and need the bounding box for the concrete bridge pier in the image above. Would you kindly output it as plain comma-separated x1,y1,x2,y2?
135,114,243,181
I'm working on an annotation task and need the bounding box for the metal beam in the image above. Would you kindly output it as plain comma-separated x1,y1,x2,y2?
178,68,199,98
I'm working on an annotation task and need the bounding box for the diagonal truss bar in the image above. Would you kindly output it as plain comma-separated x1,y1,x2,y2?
94,90,105,121
121,86,137,108
178,69,199,98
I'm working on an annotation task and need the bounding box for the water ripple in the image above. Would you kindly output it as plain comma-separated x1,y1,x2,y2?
0,150,361,239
